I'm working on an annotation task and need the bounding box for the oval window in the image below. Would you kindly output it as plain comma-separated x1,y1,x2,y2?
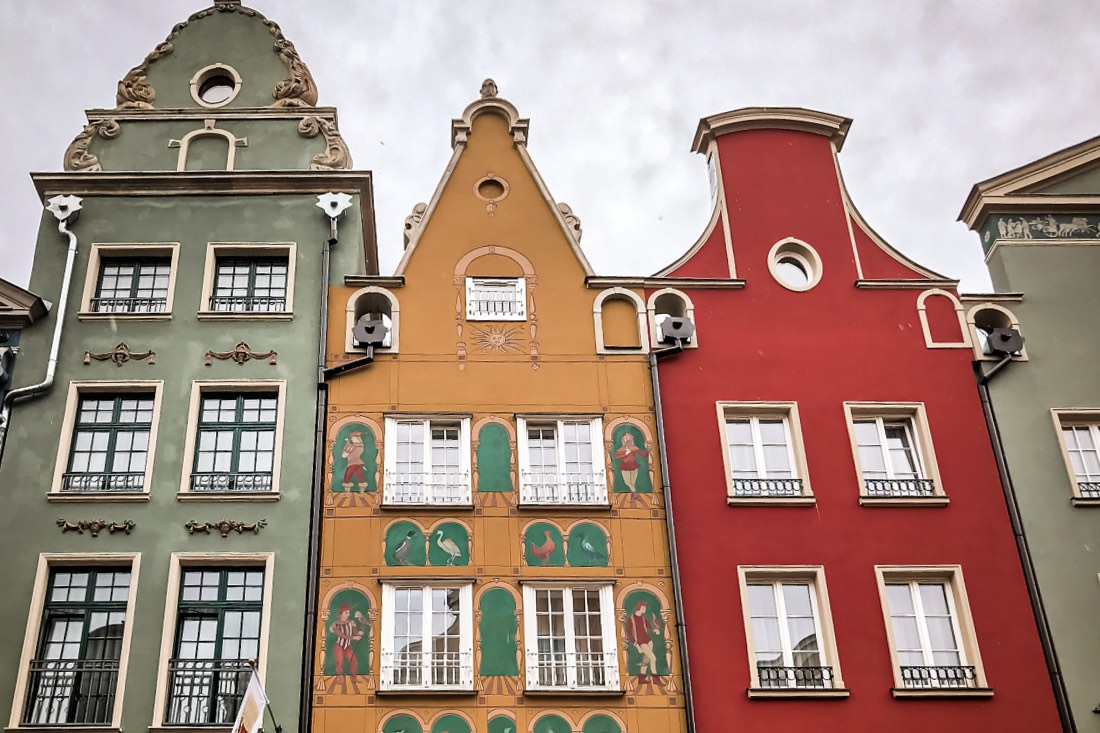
767,239,822,292
189,64,242,108
775,256,810,288
199,75,236,105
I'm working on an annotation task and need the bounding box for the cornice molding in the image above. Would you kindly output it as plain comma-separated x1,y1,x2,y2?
31,170,372,198
854,279,959,290
692,107,852,154
87,107,339,124
958,292,1024,303
343,275,405,288
959,194,1100,230
0,278,47,325
587,276,746,290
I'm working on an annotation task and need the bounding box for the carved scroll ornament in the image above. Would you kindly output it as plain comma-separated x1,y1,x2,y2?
84,342,156,367
185,518,268,537
557,202,583,242
63,120,122,172
204,342,277,366
58,518,135,537
298,117,352,170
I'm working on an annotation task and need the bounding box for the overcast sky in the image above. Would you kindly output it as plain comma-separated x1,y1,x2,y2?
2,1,1099,293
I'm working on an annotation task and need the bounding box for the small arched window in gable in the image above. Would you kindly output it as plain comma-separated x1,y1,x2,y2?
594,288,646,354
648,288,697,348
967,303,1026,361
916,289,969,349
345,286,398,353
464,252,527,322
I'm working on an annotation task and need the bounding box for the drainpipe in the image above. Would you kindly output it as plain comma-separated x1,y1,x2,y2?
976,356,1075,732
0,195,83,468
300,194,352,733
648,341,696,733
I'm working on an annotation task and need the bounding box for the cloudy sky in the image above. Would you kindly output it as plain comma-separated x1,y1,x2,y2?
2,1,1099,292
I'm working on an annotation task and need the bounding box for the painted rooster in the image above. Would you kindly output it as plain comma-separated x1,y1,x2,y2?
529,530,556,564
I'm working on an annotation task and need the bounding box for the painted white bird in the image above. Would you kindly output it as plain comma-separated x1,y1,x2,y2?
579,534,606,564
435,530,463,565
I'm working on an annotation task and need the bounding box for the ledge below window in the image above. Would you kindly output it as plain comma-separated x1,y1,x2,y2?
147,726,232,733
1070,497,1100,507
78,311,172,322
747,687,850,699
524,687,625,697
727,496,816,507
177,491,280,502
6,727,122,733
196,311,293,322
859,496,950,507
375,687,477,696
518,502,612,511
891,687,994,699
47,491,150,503
379,502,473,511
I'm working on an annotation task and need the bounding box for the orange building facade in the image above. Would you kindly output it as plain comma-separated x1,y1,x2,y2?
310,84,689,733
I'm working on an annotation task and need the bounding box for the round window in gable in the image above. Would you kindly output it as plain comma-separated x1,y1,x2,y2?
768,239,822,292
189,64,242,108
474,174,509,203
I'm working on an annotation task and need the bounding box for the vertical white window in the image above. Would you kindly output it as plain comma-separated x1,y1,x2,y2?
383,417,471,505
1059,422,1100,500
517,417,606,505
465,277,526,320
726,417,800,498
845,404,944,503
380,584,473,691
522,585,618,691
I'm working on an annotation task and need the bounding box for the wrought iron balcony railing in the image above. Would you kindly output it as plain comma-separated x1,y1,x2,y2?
22,658,120,726
190,472,273,492
1079,481,1100,499
90,296,168,314
864,477,936,498
526,649,619,690
757,664,835,689
468,296,524,319
62,471,145,493
732,477,804,498
383,471,471,505
520,471,608,505
900,664,978,689
208,295,286,313
380,650,473,690
166,658,250,726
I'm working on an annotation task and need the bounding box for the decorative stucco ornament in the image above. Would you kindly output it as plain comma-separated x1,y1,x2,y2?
63,120,122,172
185,518,268,537
298,117,353,170
116,41,173,109
557,202,583,242
403,202,428,246
480,78,499,98
84,342,156,367
57,518,135,537
272,37,319,107
204,341,278,366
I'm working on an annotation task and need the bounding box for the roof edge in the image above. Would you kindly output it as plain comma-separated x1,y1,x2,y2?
692,107,852,154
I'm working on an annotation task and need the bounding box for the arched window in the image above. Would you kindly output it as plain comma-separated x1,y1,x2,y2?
916,289,969,348
966,303,1025,360
593,288,646,354
345,287,398,352
648,288,697,348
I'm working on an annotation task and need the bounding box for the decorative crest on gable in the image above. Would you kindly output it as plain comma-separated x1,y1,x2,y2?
451,79,530,149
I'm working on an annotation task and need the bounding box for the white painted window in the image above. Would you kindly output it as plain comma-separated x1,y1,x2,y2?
522,585,618,691
379,584,473,691
465,277,526,321
1060,423,1100,498
383,417,471,505
847,405,943,502
745,580,832,690
725,416,801,498
517,417,606,505
884,581,971,689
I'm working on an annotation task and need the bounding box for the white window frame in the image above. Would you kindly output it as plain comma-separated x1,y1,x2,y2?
48,380,164,502
874,565,990,697
379,583,474,692
717,402,812,506
464,276,526,321
151,553,274,728
382,416,472,506
843,402,946,506
177,380,286,501
1051,410,1100,505
9,553,141,731
197,243,296,321
736,566,846,698
522,584,620,692
79,243,180,321
517,416,607,506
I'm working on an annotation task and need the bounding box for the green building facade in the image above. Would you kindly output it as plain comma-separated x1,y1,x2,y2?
962,136,1100,731
0,3,372,732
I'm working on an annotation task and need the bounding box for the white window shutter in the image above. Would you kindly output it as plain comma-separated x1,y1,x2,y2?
382,417,397,500
591,417,607,497
464,277,476,319
379,584,395,690
600,585,619,686
522,585,537,689
461,584,474,688
516,417,531,502
459,418,472,503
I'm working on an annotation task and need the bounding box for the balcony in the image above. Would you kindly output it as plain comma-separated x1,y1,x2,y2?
166,658,250,725
520,471,607,506
23,658,119,726
383,471,470,506
190,472,273,493
756,664,834,689
731,477,803,499
467,297,524,320
864,478,936,498
900,665,977,689
90,296,167,314
380,650,473,691
1079,482,1100,499
62,471,145,493
208,295,286,313
526,649,619,691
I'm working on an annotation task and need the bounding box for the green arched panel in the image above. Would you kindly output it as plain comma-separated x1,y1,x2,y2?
330,422,377,492
428,522,470,567
533,714,572,733
382,714,423,733
384,521,426,566
430,714,471,733
582,714,622,733
487,716,515,733
622,589,670,676
478,588,519,676
476,422,512,492
567,522,609,567
322,588,370,676
610,423,652,493
524,522,564,567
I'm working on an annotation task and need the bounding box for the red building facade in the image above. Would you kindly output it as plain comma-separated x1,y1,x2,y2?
645,109,1060,731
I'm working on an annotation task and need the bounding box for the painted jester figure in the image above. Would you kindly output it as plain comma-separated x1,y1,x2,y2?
329,602,366,676
341,431,366,490
625,601,665,689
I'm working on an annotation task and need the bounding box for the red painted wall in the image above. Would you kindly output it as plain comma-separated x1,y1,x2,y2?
650,127,1059,731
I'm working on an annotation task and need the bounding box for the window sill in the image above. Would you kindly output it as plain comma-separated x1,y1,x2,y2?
1071,497,1100,507
596,347,647,356
6,727,122,733
47,491,150,503
519,501,612,511
747,687,850,699
525,687,625,697
148,726,232,733
177,491,280,502
859,496,950,507
78,311,172,322
466,315,527,322
727,496,816,507
376,687,477,696
196,311,293,322
891,687,994,699
380,501,473,511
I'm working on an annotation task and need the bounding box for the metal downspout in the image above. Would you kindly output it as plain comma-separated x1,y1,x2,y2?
976,358,1074,732
0,195,83,468
648,342,696,733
